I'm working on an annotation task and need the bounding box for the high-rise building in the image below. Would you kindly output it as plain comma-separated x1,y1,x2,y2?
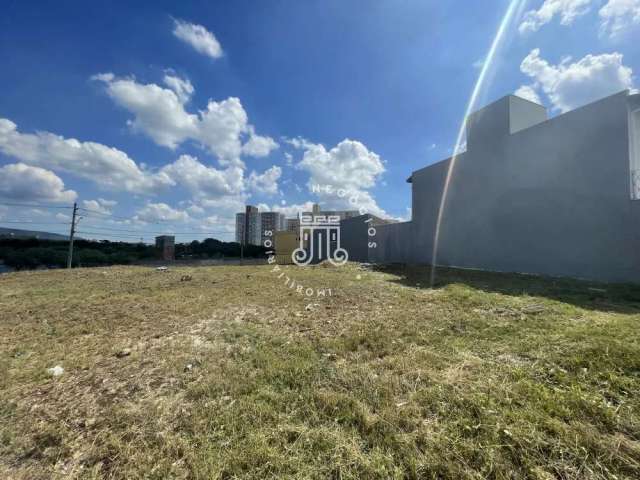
259,211,286,247
235,206,286,247
235,205,261,246
235,213,245,244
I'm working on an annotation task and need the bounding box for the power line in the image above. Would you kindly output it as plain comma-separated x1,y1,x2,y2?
76,230,152,239
77,208,142,221
0,221,70,225
77,228,231,237
78,208,173,224
0,202,72,209
75,224,231,235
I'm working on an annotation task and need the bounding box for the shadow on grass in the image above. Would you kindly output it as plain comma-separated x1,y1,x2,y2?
374,263,640,314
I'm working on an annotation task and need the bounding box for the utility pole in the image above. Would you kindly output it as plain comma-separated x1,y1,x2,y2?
240,240,244,264
67,202,78,269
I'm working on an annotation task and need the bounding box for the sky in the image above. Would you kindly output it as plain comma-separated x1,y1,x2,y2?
0,0,638,242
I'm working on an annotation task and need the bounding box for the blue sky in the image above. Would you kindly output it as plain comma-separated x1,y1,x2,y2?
0,0,638,242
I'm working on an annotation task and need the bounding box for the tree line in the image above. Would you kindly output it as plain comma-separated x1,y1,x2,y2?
0,238,266,270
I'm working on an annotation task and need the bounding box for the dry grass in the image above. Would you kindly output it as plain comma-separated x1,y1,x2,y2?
1,263,640,479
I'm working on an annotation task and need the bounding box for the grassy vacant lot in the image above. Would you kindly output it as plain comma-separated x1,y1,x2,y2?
1,263,640,479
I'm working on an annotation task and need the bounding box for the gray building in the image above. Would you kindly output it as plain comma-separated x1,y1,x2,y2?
307,203,360,221
372,90,640,283
235,206,286,247
235,205,261,246
340,214,396,263
260,211,286,246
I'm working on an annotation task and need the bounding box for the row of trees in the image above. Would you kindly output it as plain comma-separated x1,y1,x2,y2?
0,238,266,270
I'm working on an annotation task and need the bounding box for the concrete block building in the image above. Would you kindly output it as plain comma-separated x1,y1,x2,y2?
372,90,640,283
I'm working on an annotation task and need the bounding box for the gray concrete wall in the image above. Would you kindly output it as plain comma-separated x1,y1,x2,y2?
378,90,640,283
341,215,396,263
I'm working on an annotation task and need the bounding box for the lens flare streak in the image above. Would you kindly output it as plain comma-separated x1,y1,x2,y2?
429,0,527,286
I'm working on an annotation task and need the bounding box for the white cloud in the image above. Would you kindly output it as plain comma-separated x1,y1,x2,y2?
285,136,316,150
186,204,205,216
297,139,384,191
241,126,279,157
284,152,293,166
0,118,170,193
264,201,316,217
599,0,640,38
159,154,244,199
163,74,194,103
248,165,282,195
295,138,389,217
514,84,543,104
134,202,191,223
98,198,117,207
92,73,197,150
520,48,634,112
93,74,278,164
172,19,223,59
82,198,117,215
0,117,259,216
519,0,592,34
0,163,77,203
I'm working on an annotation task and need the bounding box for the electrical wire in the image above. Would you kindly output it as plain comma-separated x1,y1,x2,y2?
0,202,72,209
78,207,175,225
75,223,231,235
0,221,70,225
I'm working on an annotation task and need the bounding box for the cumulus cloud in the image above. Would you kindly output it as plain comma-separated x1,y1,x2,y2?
82,198,117,215
0,117,257,215
159,154,245,199
163,74,194,103
247,165,282,195
514,84,543,104
261,201,316,218
0,163,77,203
297,139,384,191
242,127,279,157
172,19,223,59
93,74,278,164
599,0,640,38
519,0,592,34
134,202,191,223
293,138,389,217
0,118,169,193
519,48,634,112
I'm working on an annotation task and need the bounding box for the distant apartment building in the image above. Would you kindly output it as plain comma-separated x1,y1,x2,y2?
235,205,261,246
235,204,363,257
234,214,244,244
235,206,286,246
260,211,286,246
303,204,360,221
